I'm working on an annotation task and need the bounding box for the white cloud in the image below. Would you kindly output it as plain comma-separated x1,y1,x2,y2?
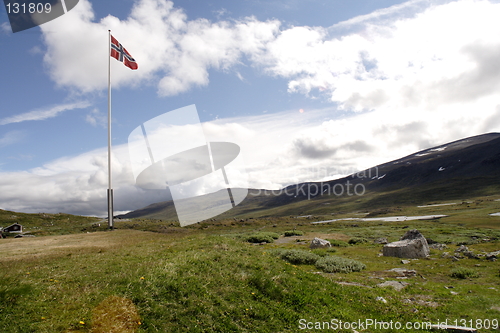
0,131,25,148
0,101,91,125
41,0,500,113
0,22,11,34
0,145,170,216
85,108,106,127
257,0,500,112
41,0,280,95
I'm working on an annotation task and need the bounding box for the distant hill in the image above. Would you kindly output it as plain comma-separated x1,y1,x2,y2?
118,132,500,220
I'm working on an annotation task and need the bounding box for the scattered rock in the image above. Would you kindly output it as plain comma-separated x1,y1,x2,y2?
374,237,388,244
429,243,448,250
455,245,480,259
486,250,500,261
403,297,439,308
375,296,387,303
309,237,331,249
491,306,500,312
441,252,451,258
388,268,417,277
377,280,409,291
336,281,372,288
383,229,430,259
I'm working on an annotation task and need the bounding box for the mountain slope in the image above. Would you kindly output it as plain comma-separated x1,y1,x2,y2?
119,133,500,220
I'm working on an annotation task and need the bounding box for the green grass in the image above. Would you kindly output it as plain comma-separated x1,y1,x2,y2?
315,256,366,273
277,249,320,265
2,201,500,332
450,267,480,279
283,230,304,237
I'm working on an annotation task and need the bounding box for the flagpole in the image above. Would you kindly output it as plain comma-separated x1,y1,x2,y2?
107,30,114,230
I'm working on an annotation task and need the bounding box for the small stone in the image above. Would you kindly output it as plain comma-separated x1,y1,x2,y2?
376,296,388,303
429,243,448,250
374,237,388,244
401,260,411,264
441,252,451,258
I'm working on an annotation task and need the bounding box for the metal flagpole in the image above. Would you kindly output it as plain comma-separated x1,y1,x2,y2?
107,30,114,230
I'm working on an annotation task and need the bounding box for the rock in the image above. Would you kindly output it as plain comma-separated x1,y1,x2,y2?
377,280,409,291
374,237,388,244
388,268,417,277
401,260,411,264
455,245,480,259
429,243,448,250
463,251,480,259
455,245,469,253
383,229,430,259
309,237,331,249
486,250,500,261
375,296,387,303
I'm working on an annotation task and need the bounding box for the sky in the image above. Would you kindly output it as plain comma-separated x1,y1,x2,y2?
2,0,500,216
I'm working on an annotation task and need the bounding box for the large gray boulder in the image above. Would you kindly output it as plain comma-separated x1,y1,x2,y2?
310,237,331,249
383,229,430,259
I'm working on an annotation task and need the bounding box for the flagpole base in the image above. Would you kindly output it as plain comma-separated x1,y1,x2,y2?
107,189,114,230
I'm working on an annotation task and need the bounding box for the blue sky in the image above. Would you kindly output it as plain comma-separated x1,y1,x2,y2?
2,0,500,216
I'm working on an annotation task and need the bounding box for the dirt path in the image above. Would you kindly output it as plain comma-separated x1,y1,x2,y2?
0,230,143,261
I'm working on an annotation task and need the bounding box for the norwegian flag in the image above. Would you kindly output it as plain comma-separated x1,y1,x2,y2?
110,35,138,70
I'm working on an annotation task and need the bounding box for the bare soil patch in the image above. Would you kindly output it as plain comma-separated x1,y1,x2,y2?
0,230,154,262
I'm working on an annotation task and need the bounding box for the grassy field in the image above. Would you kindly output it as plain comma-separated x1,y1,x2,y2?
1,198,500,332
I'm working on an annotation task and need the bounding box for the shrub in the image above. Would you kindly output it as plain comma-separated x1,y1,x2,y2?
348,237,368,245
280,250,320,265
245,232,280,243
328,240,349,247
450,267,479,279
315,256,366,273
283,230,304,237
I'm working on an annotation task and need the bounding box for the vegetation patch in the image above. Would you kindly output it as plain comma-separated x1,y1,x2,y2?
283,230,304,237
279,249,320,265
450,267,479,279
245,232,280,243
315,256,366,273
348,237,369,245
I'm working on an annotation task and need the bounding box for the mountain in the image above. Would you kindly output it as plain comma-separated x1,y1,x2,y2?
118,133,500,220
